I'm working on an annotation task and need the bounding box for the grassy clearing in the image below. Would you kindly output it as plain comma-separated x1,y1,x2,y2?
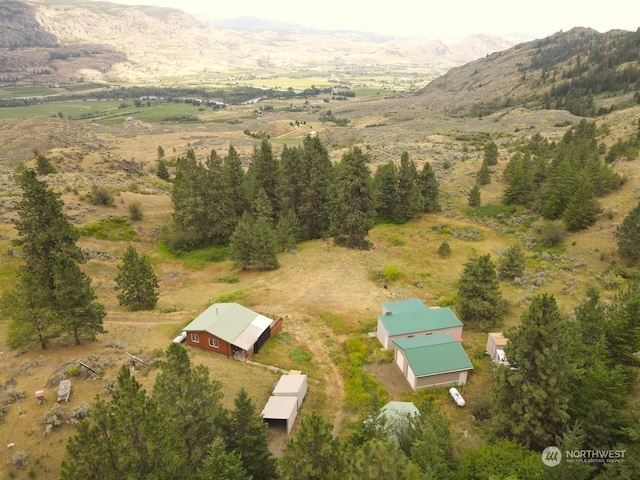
155,243,230,269
79,216,138,241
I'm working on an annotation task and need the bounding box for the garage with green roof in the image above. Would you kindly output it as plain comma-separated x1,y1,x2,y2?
376,298,463,350
393,334,474,390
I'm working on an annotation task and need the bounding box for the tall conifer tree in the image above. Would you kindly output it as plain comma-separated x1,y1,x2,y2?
331,147,375,249
491,294,578,451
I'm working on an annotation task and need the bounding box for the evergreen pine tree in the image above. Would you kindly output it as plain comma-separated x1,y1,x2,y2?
246,140,281,218
418,161,440,212
204,148,237,244
491,294,578,451
156,159,170,181
223,388,277,480
299,135,333,239
276,209,301,252
562,177,600,231
483,141,499,166
278,412,345,480
115,245,159,311
457,439,545,479
331,147,375,249
252,187,274,221
153,343,225,475
476,160,491,185
60,366,180,480
223,145,248,218
198,438,249,480
349,438,421,480
3,272,57,349
615,200,640,264
539,159,576,220
467,183,481,207
157,145,165,159
371,161,398,220
251,216,279,270
171,148,209,247
502,152,534,205
456,253,504,327
407,399,455,479
498,243,526,280
35,152,57,175
396,152,424,221
3,167,85,348
229,212,255,270
280,144,305,216
52,253,106,345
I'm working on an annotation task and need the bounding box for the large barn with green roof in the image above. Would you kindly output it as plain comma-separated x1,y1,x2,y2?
375,298,463,350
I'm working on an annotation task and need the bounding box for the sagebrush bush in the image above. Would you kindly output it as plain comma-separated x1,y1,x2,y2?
42,403,65,436
88,185,115,207
129,201,143,221
12,450,29,469
68,402,91,425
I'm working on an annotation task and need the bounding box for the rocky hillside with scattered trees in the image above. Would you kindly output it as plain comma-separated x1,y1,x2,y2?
417,27,640,117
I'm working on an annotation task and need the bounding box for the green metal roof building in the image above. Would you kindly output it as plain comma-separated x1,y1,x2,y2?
392,333,473,390
376,298,463,350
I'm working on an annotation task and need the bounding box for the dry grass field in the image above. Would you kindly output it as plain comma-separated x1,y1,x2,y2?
0,97,639,478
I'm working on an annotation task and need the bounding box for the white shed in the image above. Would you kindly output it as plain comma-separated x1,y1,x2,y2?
272,374,308,410
486,333,509,366
261,396,299,434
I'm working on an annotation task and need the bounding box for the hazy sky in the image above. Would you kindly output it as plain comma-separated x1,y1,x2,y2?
95,0,639,40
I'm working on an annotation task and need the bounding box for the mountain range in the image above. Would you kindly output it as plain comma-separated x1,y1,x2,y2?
1,0,517,84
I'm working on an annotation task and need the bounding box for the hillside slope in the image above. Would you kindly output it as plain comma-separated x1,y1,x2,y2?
415,27,640,116
0,0,516,84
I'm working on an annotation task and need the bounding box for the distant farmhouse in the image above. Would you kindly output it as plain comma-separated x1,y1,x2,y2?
183,303,282,360
376,299,473,391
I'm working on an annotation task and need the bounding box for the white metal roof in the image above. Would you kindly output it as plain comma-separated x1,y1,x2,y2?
261,395,298,420
231,314,273,351
273,374,308,396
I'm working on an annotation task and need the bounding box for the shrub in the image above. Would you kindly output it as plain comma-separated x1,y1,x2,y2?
2,388,26,405
88,185,115,207
101,377,118,396
381,266,404,282
537,221,565,248
216,275,239,284
437,241,452,257
129,201,143,221
12,451,29,469
68,402,91,425
42,403,65,435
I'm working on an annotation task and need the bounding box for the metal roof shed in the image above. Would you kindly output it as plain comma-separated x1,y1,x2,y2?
261,396,299,434
272,374,308,410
